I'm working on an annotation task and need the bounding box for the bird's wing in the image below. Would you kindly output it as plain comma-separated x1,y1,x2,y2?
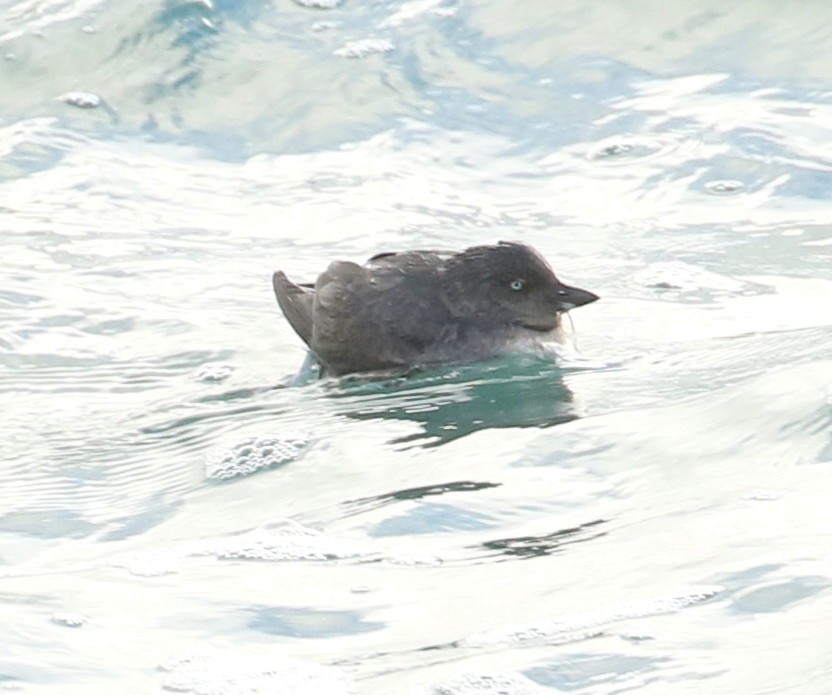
311,260,448,374
367,249,456,266
272,271,315,347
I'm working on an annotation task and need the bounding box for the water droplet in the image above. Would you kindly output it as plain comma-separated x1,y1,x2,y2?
587,137,672,164
59,91,101,109
196,364,233,382
620,632,655,642
705,179,744,194
335,38,394,59
294,0,343,8
51,612,87,628
595,143,632,158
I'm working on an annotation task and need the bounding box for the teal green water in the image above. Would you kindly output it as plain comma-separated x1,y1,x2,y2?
2,1,832,693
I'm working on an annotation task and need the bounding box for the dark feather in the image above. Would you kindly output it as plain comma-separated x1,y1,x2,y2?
272,271,315,347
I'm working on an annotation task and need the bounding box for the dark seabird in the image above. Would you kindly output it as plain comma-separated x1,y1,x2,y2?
272,241,599,376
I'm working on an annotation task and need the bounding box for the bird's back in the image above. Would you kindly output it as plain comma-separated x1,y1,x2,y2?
310,254,451,374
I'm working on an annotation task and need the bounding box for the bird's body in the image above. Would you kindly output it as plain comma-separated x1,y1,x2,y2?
273,242,598,376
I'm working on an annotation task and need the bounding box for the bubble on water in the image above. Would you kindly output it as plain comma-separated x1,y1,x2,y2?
385,554,443,567
51,612,87,628
435,672,549,695
59,91,101,109
160,651,349,695
462,588,721,647
311,20,338,31
205,521,373,561
205,433,311,481
586,136,672,164
195,364,233,382
594,142,633,158
381,0,446,27
294,0,343,8
335,38,394,59
111,521,375,576
82,25,96,34
705,179,745,194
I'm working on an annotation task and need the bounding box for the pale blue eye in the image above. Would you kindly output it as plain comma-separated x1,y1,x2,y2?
510,279,525,291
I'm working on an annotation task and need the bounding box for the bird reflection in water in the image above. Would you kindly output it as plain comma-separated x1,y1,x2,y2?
325,353,581,447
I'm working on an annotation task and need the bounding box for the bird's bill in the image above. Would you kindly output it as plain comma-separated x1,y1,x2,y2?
555,283,599,310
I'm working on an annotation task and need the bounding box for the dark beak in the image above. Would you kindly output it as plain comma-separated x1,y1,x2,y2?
554,283,599,311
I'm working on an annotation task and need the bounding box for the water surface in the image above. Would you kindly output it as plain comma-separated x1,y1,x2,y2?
2,1,832,693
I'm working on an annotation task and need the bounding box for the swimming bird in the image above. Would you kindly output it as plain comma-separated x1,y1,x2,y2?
272,241,599,376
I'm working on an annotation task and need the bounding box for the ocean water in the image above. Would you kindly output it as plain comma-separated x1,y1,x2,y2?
2,0,832,693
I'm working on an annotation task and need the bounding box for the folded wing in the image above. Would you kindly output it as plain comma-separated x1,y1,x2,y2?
272,271,315,347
